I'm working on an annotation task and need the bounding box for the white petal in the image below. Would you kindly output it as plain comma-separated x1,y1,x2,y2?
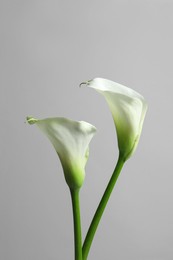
27,117,96,189
81,78,144,100
81,78,147,160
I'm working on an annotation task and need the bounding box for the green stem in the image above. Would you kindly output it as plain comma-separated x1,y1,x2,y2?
70,189,83,260
82,154,125,260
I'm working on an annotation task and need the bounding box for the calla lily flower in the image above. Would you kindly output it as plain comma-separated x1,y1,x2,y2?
27,116,96,190
80,78,147,161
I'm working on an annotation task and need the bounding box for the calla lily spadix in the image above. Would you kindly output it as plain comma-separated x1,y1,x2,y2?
27,116,96,190
80,78,147,161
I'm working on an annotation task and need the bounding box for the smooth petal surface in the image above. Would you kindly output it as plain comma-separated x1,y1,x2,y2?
81,78,147,160
27,116,96,189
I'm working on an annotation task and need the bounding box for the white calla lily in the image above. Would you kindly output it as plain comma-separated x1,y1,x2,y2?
27,116,96,190
80,78,147,161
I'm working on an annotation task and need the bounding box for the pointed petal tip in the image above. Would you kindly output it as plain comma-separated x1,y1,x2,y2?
26,116,38,125
79,80,92,88
79,81,87,88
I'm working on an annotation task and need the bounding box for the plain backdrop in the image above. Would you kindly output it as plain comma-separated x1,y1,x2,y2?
1,0,173,259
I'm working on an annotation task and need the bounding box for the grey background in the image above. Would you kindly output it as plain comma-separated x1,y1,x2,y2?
1,0,173,259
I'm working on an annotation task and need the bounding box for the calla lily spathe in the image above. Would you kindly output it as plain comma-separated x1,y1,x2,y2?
27,116,96,190
80,78,147,161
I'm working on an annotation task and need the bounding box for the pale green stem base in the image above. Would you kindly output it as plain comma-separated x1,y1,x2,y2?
82,155,125,260
70,189,83,260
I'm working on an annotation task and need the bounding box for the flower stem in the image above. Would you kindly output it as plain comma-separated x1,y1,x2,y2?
82,155,125,260
70,189,83,260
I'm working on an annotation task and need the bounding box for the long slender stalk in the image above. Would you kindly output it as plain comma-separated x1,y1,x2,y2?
70,189,83,260
82,155,125,260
